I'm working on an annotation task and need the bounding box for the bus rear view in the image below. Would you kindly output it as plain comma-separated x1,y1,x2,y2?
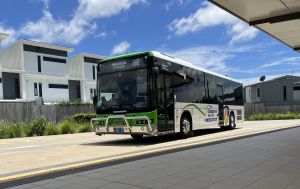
91,51,244,140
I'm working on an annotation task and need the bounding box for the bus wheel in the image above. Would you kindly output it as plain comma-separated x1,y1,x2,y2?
180,116,192,139
228,113,236,130
131,134,143,140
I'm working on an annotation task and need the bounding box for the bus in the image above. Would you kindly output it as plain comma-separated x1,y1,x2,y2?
91,51,244,139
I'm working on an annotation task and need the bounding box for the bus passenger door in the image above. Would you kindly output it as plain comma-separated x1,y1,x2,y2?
216,84,224,123
157,74,174,132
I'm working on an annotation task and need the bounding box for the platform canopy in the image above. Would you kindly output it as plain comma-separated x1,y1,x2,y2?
208,0,300,51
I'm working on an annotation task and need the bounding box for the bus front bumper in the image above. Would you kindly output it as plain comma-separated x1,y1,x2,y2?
94,125,157,135
91,116,157,136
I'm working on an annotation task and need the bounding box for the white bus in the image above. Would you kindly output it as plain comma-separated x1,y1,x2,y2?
91,51,244,139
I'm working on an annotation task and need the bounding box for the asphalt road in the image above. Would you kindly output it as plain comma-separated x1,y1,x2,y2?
0,120,299,180
3,123,300,189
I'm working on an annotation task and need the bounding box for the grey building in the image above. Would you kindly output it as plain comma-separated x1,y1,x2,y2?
244,75,300,106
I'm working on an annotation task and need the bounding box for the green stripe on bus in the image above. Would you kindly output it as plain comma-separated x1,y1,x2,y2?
99,51,154,63
182,104,206,116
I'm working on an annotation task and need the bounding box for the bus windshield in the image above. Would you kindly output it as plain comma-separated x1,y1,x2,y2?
96,69,148,114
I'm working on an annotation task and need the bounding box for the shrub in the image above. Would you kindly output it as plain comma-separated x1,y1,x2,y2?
58,100,92,106
60,119,77,134
0,122,25,139
73,113,96,123
26,118,48,136
45,122,61,135
247,113,300,121
78,123,93,133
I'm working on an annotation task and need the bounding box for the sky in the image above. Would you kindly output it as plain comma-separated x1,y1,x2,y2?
0,0,300,86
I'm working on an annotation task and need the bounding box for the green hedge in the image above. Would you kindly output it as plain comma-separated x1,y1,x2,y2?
73,113,96,123
0,117,93,139
246,113,300,121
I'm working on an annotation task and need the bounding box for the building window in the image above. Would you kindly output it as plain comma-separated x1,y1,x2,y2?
38,83,43,97
293,86,300,101
283,86,287,101
257,88,260,98
0,78,2,83
92,65,96,80
43,56,67,64
49,84,68,89
90,88,96,100
23,44,67,57
37,56,41,72
34,83,38,96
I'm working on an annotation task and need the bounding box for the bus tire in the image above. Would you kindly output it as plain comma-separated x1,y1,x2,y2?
131,134,143,140
228,113,236,130
180,115,192,139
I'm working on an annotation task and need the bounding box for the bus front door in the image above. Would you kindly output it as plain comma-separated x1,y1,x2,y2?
157,74,174,132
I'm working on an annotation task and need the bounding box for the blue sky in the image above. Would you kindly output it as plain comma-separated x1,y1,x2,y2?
0,0,300,85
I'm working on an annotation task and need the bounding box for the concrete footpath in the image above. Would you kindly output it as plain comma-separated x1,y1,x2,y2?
0,120,299,181
3,123,300,189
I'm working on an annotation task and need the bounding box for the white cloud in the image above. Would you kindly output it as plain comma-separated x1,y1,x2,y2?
235,57,300,74
229,22,258,44
3,0,145,45
75,0,145,21
95,31,117,39
111,41,131,55
164,46,230,73
259,57,300,69
168,2,258,44
165,0,185,11
160,44,256,75
0,24,17,47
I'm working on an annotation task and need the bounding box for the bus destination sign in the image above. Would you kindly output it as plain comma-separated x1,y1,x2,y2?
100,56,147,73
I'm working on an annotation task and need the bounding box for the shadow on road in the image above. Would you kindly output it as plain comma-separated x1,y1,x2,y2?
82,128,237,147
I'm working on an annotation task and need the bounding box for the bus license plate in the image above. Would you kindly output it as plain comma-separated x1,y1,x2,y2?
114,128,124,134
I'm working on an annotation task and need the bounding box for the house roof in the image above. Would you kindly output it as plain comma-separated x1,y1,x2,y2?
76,53,106,60
18,40,74,53
245,75,300,87
208,0,300,52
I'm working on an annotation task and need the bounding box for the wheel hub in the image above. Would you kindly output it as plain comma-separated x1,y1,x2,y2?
183,119,190,134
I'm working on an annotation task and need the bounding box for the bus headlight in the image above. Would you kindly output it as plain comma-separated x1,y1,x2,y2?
136,119,154,124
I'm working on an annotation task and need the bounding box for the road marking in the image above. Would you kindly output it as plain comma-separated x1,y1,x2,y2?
0,145,38,151
0,139,101,152
0,124,299,184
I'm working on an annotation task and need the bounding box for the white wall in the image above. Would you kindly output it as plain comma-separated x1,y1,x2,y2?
83,81,96,102
84,63,97,81
0,72,3,99
68,55,83,79
24,51,67,77
25,77,69,103
0,42,23,70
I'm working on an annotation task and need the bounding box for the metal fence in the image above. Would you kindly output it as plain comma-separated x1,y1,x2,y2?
0,101,94,123
245,103,300,115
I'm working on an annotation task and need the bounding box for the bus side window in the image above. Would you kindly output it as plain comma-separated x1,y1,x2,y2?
216,84,224,104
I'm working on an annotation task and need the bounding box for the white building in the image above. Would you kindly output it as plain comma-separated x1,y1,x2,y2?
0,40,75,102
68,53,104,102
0,33,9,99
0,39,105,103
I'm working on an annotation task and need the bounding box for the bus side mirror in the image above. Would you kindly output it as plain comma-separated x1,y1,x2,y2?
153,66,159,76
93,95,98,107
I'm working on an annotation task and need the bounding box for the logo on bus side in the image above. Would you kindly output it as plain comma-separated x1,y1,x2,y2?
205,105,218,122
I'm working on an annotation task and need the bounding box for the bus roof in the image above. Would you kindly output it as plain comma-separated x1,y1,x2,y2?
100,51,242,84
